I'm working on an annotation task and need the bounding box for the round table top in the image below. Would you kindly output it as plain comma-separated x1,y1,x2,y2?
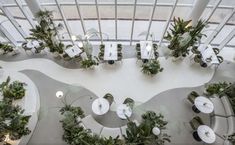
197,125,216,144
195,96,214,114
116,104,132,119
92,98,110,115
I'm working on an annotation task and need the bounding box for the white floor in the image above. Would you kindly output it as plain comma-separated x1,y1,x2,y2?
0,57,214,105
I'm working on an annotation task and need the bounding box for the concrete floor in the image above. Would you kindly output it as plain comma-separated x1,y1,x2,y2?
11,60,232,145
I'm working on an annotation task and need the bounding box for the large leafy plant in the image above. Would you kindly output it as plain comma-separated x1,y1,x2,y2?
205,82,235,114
141,60,163,76
164,17,207,58
204,82,232,97
80,56,99,69
60,105,170,145
0,77,31,145
0,43,14,55
0,76,26,100
27,10,65,54
60,105,124,145
124,111,170,145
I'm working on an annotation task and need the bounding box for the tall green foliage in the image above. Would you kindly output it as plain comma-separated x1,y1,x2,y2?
141,60,163,76
60,105,123,145
0,77,31,144
0,43,14,55
0,76,26,100
124,111,170,145
60,105,170,145
27,10,65,54
164,17,207,58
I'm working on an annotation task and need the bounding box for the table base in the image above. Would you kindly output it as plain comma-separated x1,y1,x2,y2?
193,131,202,142
192,105,201,113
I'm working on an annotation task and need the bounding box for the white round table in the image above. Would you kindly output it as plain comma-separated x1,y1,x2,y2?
92,98,110,115
197,125,216,144
116,104,132,119
195,96,214,113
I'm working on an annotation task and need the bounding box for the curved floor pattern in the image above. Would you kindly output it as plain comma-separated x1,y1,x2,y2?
20,61,234,145
0,55,233,145
0,57,214,105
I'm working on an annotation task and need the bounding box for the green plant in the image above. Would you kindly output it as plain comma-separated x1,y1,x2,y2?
27,10,65,54
164,17,207,58
60,105,85,119
205,82,235,113
227,133,235,144
80,56,99,69
141,60,163,76
124,111,170,145
7,114,31,140
205,82,232,97
0,43,14,55
60,104,170,145
60,106,124,145
0,77,31,145
0,77,26,100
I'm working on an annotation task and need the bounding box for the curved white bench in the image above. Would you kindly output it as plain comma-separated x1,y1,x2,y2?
81,115,104,135
210,97,227,117
100,127,122,138
221,96,234,117
227,116,235,135
212,116,228,138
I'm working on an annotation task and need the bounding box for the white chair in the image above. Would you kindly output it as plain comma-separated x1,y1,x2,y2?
81,115,104,135
100,127,122,138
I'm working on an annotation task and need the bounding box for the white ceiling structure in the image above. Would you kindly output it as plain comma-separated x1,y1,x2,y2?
0,0,234,50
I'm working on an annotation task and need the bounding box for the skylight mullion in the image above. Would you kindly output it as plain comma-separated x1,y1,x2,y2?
75,0,86,35
130,0,137,45
15,0,36,29
55,0,74,45
146,0,158,40
95,0,103,43
159,0,178,46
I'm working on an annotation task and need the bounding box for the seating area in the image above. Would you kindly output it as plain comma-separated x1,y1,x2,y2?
0,0,235,145
81,115,140,139
186,89,235,144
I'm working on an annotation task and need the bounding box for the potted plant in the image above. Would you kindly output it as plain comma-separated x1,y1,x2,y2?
164,17,207,60
80,56,99,69
0,76,31,145
124,111,171,145
27,10,66,57
0,77,26,100
0,43,14,55
141,60,164,76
